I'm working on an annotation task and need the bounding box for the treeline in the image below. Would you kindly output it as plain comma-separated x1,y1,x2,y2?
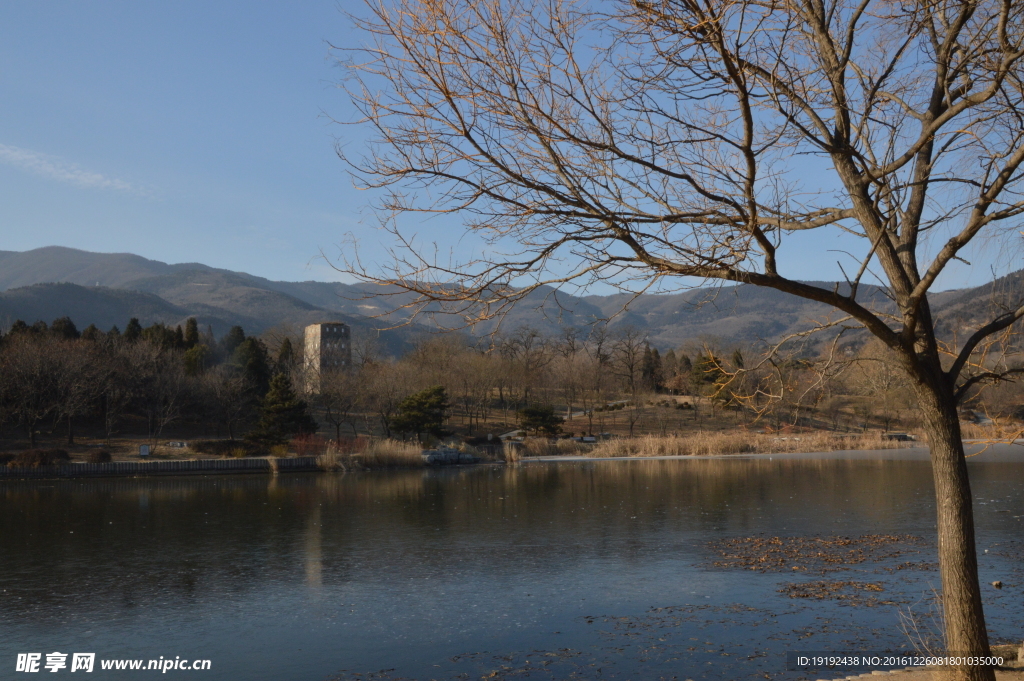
0,316,311,447
4,315,1011,448
319,328,754,439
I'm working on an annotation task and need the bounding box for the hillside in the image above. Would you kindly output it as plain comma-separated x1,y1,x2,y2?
1,246,1021,352
0,283,198,332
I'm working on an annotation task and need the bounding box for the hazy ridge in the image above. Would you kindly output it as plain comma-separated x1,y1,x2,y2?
0,246,1019,352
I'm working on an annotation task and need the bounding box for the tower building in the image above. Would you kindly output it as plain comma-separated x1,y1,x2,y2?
303,322,351,393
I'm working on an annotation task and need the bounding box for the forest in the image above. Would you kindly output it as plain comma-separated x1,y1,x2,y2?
2,314,1019,456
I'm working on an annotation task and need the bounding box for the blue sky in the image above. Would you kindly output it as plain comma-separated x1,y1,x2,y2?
0,1,371,282
0,1,1014,291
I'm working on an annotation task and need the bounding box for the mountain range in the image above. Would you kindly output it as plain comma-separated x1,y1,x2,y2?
0,246,1020,353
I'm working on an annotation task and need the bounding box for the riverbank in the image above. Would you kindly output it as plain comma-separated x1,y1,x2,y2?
0,456,321,479
5,435,1021,480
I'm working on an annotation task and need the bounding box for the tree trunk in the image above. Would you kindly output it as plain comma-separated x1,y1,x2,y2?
915,379,994,681
67,414,75,446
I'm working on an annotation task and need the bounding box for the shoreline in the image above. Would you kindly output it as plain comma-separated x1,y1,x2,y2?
4,442,1023,480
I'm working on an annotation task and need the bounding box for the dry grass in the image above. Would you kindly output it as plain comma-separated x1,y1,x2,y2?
958,419,1024,441
517,437,593,457
317,438,423,471
503,441,523,463
587,431,919,458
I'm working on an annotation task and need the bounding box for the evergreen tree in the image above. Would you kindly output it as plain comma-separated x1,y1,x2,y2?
81,324,102,342
233,337,271,396
141,322,175,349
248,373,318,444
50,317,80,340
221,326,246,356
184,345,209,376
517,404,564,436
8,320,30,336
123,318,142,343
640,345,663,391
276,337,295,373
392,386,451,439
183,318,200,348
663,349,678,378
173,325,185,349
107,325,121,340
677,352,693,374
732,348,745,370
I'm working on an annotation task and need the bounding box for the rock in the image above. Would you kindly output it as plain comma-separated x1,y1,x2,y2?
991,580,1002,589
1018,640,1023,663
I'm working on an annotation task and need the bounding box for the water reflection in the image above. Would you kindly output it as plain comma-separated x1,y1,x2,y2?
1,454,1021,680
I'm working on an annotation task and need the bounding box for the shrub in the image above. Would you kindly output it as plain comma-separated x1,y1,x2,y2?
517,404,565,435
86,450,112,463
10,449,70,468
291,434,327,457
191,440,265,457
503,441,522,463
317,438,423,471
270,444,290,458
362,439,423,468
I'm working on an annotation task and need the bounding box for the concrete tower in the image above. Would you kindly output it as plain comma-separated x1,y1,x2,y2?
303,322,351,393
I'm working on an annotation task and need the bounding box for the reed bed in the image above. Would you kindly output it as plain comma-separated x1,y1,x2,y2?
958,419,1024,441
502,441,523,463
317,439,423,471
587,431,919,458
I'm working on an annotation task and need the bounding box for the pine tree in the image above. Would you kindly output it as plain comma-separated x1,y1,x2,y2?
640,344,664,391
221,326,246,356
276,337,295,373
516,404,564,436
233,338,271,396
247,373,318,444
184,345,208,376
184,318,200,349
123,318,142,343
677,352,693,374
50,317,80,340
663,349,678,378
81,324,102,342
391,386,451,440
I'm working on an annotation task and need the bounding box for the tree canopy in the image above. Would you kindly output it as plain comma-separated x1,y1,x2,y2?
340,1,1024,675
391,385,451,440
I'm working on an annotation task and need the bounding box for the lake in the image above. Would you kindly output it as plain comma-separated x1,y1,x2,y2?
2,447,1022,680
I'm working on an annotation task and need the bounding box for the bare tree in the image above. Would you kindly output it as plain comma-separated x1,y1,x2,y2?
339,0,1024,673
52,339,103,445
318,368,361,440
201,366,255,440
361,361,409,436
851,339,915,431
0,336,61,447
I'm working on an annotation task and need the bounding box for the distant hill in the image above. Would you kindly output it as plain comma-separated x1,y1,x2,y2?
1,246,1020,353
0,283,196,332
0,246,209,290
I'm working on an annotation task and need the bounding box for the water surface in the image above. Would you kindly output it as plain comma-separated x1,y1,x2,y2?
2,447,1022,680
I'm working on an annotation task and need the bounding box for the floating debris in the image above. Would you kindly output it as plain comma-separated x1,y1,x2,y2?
777,580,899,606
708,534,928,573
